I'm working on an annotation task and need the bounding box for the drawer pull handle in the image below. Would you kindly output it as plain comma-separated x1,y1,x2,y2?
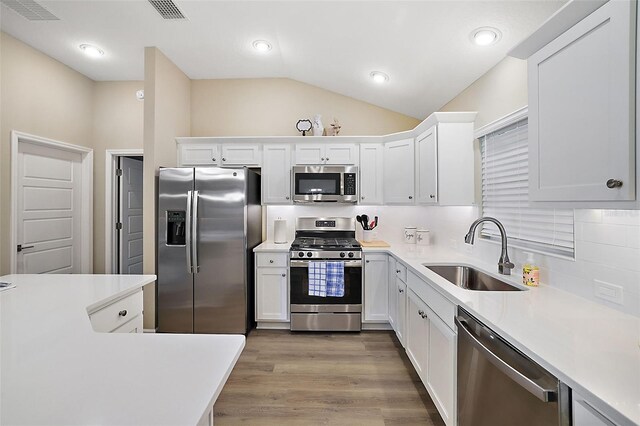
606,179,623,188
118,309,128,317
270,259,274,263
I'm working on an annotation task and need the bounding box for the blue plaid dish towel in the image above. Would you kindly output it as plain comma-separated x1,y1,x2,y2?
308,261,327,297
326,261,345,297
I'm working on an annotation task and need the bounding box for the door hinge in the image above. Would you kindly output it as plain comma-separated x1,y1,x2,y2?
115,168,123,177
115,222,123,230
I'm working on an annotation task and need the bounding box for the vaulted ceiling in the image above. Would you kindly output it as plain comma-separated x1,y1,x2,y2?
0,1,564,118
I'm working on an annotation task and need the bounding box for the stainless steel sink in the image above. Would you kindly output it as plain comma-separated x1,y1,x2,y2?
423,264,523,291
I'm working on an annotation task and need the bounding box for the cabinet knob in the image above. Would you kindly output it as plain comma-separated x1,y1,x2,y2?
118,309,128,317
269,259,274,264
281,273,286,277
361,196,365,200
418,309,424,316
222,157,226,162
286,196,290,200
366,260,370,263
421,312,427,319
326,158,329,161
212,157,216,161
321,157,325,161
408,196,413,200
606,179,623,189
429,194,435,199
399,288,404,293
396,269,401,273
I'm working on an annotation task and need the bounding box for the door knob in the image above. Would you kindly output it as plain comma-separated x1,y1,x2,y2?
606,179,623,188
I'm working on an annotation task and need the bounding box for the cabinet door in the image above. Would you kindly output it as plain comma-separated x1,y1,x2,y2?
528,0,636,202
387,257,397,330
256,267,289,321
395,278,407,347
416,126,438,204
359,144,384,204
295,144,325,164
406,289,429,382
325,144,357,165
384,138,415,204
363,254,388,322
262,145,292,204
221,144,262,166
179,144,219,166
427,307,456,426
572,392,615,426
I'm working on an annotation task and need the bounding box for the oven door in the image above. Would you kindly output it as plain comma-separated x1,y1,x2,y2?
289,259,362,308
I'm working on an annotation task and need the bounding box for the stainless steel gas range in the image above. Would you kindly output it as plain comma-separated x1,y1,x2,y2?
289,217,362,331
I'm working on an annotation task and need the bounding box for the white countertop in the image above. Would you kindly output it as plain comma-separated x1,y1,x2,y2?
254,240,640,425
253,240,293,252
0,274,245,425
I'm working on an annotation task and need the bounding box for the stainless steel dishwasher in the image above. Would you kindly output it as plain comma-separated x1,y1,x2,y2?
456,307,571,426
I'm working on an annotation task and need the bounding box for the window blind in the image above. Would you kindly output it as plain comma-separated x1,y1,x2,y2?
480,118,575,256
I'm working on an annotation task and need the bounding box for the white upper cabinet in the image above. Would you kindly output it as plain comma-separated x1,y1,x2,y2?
179,144,219,166
416,126,438,204
359,144,384,204
262,145,292,204
523,0,636,202
294,144,357,165
221,144,262,166
384,138,415,204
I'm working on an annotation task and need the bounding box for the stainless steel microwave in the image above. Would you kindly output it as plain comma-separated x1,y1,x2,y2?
292,165,358,203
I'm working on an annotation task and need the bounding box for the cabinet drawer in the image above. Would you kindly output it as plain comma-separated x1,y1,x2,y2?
256,253,288,268
408,271,455,330
394,262,407,283
90,290,143,333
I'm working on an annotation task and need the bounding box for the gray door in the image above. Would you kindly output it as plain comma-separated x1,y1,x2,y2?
119,157,143,274
194,167,247,333
157,168,194,333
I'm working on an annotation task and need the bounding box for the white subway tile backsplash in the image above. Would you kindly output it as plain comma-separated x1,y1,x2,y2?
577,222,628,247
574,209,603,223
602,210,640,226
627,226,640,249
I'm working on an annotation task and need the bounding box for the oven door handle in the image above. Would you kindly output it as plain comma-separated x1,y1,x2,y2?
290,260,362,268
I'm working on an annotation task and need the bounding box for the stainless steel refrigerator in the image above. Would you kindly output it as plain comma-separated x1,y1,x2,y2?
156,167,262,334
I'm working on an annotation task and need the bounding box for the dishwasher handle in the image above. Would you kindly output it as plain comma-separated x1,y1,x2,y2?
455,315,557,403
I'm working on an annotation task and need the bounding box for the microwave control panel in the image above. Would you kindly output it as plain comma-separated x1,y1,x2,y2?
344,173,357,195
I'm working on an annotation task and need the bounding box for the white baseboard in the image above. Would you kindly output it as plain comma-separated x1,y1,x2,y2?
256,322,290,330
361,322,393,330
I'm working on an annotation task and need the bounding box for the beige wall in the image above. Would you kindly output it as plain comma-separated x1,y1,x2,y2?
142,47,191,328
440,57,528,128
92,81,144,273
191,78,419,136
0,32,95,275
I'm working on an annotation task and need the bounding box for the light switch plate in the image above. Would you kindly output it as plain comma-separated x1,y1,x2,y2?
593,279,624,305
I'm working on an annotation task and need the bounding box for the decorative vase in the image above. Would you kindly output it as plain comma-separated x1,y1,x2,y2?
312,114,324,136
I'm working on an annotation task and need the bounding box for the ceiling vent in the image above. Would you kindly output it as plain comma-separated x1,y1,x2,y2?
148,0,186,20
1,0,59,21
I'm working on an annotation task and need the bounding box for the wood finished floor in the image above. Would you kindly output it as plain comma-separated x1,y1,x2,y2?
214,330,446,426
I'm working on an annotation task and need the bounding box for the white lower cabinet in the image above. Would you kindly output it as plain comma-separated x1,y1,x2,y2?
255,253,289,322
388,256,397,330
89,289,143,333
256,267,289,322
426,305,456,426
395,278,407,347
363,254,388,322
572,392,616,426
406,289,429,381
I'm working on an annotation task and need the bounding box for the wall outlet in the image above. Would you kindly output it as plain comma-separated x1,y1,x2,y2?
593,280,624,305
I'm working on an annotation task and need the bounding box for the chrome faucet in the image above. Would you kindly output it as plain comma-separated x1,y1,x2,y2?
464,217,515,275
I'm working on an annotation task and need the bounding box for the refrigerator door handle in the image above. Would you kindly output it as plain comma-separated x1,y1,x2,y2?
192,190,200,273
186,190,193,273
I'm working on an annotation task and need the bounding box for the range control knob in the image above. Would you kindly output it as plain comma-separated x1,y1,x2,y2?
306,252,313,258
340,252,346,258
348,252,354,258
298,252,305,258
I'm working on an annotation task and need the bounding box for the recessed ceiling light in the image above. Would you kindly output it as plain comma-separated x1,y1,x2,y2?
471,27,501,46
370,71,389,84
252,40,272,53
79,43,104,58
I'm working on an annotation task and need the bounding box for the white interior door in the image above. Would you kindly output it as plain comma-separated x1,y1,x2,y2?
17,142,83,274
119,157,144,274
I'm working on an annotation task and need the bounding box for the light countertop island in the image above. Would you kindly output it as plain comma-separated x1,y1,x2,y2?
254,240,640,425
0,274,245,425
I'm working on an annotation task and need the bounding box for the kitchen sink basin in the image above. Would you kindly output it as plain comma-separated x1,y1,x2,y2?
423,264,523,291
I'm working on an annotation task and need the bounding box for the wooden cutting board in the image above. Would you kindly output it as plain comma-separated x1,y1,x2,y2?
358,240,390,248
